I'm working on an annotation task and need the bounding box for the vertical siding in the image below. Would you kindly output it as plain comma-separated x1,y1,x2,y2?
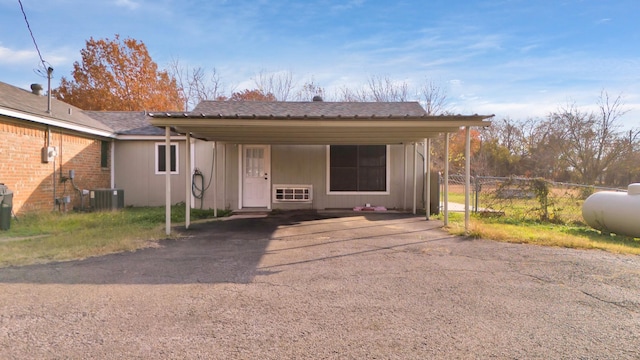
114,140,187,207
200,143,435,212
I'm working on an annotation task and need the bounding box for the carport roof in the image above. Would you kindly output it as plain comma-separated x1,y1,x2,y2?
148,101,493,144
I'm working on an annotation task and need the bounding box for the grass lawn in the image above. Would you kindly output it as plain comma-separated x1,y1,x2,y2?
442,201,640,255
0,206,227,268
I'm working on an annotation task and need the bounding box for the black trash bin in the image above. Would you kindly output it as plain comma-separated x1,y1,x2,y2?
0,184,13,231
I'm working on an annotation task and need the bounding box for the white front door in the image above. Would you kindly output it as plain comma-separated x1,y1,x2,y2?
242,145,271,208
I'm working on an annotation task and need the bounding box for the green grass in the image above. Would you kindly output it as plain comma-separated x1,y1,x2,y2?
441,211,640,255
0,206,229,268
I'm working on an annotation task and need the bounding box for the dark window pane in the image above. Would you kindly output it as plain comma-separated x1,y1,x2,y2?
158,145,167,172
330,145,357,167
330,145,386,192
358,166,386,191
330,168,358,191
170,145,177,172
100,141,109,168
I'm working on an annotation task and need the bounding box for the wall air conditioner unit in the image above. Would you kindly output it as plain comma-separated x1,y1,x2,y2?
90,189,124,211
273,185,313,203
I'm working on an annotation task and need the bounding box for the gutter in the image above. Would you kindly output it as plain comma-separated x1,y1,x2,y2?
0,107,116,138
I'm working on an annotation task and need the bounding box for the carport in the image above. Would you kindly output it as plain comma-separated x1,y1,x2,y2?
147,101,493,235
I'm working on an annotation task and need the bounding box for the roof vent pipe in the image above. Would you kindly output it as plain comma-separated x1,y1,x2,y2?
312,95,323,102
31,83,44,95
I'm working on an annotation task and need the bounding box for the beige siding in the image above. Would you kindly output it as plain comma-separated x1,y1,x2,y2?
114,140,187,207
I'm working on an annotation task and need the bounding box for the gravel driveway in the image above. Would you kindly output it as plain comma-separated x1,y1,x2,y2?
0,211,639,359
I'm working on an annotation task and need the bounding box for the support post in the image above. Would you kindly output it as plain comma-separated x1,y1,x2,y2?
185,133,191,229
444,133,450,226
165,127,171,236
412,142,417,214
213,142,218,218
465,126,471,234
425,139,431,220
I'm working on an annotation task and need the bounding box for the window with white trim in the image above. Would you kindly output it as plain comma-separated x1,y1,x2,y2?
155,142,179,174
328,145,388,193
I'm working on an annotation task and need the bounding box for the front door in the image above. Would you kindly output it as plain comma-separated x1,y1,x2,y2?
242,145,271,208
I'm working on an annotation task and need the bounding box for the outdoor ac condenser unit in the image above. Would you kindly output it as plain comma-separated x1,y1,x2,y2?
90,189,124,211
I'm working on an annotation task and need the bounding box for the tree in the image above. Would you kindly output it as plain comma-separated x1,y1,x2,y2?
228,89,276,101
54,35,183,111
419,79,450,115
548,91,629,185
253,70,294,101
168,58,226,110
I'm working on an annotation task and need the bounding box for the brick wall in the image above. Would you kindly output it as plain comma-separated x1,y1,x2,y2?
0,118,111,214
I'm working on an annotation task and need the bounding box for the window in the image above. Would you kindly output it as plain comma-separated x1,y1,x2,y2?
328,145,388,193
100,141,109,168
155,143,178,174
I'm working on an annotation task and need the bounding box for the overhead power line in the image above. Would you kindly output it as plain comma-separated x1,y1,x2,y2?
18,0,48,72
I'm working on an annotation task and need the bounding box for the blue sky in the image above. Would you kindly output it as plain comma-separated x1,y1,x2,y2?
1,0,638,125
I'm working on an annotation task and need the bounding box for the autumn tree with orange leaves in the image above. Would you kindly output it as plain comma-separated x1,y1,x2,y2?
54,35,183,111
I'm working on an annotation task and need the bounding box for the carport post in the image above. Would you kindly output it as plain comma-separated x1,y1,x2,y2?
464,126,471,234
412,142,417,214
425,139,431,220
165,126,172,236
185,132,191,229
213,141,217,218
444,133,450,226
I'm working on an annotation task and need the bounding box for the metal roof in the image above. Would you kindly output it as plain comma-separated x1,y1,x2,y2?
149,101,493,144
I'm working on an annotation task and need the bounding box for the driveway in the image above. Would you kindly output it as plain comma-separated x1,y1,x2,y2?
0,211,639,359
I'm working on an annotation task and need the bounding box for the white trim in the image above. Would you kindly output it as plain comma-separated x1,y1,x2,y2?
0,107,115,138
116,135,188,141
326,145,391,195
155,142,179,175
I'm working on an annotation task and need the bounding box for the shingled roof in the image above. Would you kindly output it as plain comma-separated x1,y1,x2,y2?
0,81,114,136
149,100,493,145
191,100,429,118
83,111,169,136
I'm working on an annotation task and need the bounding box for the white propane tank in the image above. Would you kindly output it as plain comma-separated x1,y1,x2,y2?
582,183,640,238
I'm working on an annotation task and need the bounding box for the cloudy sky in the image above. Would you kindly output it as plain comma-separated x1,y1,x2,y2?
1,0,638,126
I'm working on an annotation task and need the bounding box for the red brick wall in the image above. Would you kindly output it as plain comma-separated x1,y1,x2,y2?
0,118,111,214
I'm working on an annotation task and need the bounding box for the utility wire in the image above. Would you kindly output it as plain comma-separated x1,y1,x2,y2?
18,0,47,72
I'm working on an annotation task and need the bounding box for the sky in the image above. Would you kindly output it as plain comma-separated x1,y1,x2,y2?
1,0,639,126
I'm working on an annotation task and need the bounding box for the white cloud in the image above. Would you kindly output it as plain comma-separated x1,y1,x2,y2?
0,45,37,64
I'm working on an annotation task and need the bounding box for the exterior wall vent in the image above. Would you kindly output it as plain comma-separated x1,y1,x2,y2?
273,184,312,203
90,189,124,211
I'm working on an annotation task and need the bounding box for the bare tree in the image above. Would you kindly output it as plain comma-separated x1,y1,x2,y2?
294,78,326,101
253,69,294,101
366,75,410,102
550,91,630,185
168,58,226,110
419,79,449,115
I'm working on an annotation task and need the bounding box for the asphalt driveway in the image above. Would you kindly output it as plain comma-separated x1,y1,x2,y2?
0,211,639,359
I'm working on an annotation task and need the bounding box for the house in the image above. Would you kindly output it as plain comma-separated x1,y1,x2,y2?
0,81,114,213
147,100,493,228
1,79,493,227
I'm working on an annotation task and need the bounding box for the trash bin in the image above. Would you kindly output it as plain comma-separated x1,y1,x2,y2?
0,184,12,231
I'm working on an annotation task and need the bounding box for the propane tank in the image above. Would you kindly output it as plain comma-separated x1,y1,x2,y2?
582,183,640,238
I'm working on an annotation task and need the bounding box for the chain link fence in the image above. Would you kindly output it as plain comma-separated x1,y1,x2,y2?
443,175,627,224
